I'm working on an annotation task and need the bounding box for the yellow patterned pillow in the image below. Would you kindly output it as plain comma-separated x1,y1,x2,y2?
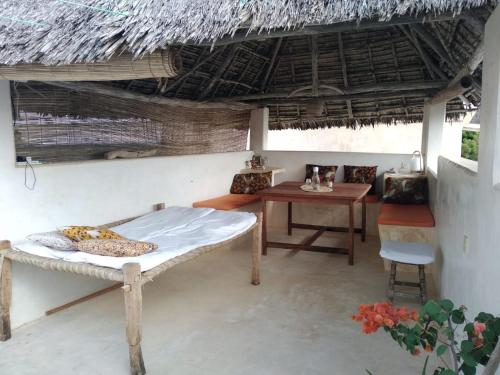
60,226,124,242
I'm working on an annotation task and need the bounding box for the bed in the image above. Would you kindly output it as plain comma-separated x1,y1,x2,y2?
0,204,263,375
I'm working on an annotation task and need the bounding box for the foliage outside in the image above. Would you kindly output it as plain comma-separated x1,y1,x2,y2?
352,300,500,374
461,131,479,161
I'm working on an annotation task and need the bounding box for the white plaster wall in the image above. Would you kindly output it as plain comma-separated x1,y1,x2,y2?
434,6,500,317
0,81,252,327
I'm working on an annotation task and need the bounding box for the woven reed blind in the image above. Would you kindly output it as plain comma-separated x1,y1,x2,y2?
11,83,250,163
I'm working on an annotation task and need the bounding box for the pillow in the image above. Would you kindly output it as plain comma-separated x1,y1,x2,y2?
343,165,378,194
27,231,77,251
230,172,272,194
75,239,158,257
383,176,429,204
305,164,338,183
60,226,124,242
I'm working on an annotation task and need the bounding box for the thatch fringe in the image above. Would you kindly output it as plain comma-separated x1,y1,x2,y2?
270,112,465,130
0,0,495,65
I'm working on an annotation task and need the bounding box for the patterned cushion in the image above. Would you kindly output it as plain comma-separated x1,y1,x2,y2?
383,176,429,204
76,239,158,257
27,231,77,251
230,172,272,194
305,164,338,183
60,226,124,242
343,165,378,194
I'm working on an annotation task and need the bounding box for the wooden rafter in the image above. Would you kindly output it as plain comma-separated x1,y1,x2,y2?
338,33,353,118
388,33,409,116
260,37,283,92
198,44,238,99
311,36,320,97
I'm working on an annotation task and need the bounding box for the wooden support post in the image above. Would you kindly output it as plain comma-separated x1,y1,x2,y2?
251,213,263,286
123,263,146,375
287,202,293,236
0,241,12,342
418,265,427,304
261,200,268,256
388,262,397,302
361,197,367,242
348,202,354,265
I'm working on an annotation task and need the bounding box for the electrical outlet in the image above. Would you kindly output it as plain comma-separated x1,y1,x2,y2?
463,235,470,254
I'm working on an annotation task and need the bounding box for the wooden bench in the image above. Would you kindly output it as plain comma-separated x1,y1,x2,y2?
377,203,437,273
193,194,261,211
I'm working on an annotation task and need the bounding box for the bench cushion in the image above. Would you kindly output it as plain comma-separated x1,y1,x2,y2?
377,203,435,227
193,194,260,211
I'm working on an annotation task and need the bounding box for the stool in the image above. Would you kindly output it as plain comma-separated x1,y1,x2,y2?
379,240,435,304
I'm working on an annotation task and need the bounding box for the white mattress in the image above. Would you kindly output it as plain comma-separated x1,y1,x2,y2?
13,206,257,272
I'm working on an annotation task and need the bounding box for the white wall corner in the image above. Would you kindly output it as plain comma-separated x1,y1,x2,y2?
421,101,447,174
249,107,269,153
482,6,500,186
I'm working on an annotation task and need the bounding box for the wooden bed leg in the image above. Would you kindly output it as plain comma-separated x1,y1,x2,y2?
252,213,263,285
0,241,12,342
123,263,146,375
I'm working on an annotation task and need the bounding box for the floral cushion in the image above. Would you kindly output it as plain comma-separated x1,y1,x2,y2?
27,231,77,251
383,176,429,204
343,165,378,194
60,226,124,242
230,172,272,194
305,164,338,183
76,239,158,257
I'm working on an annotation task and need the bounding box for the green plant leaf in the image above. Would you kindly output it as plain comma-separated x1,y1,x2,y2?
461,340,474,354
461,352,477,367
461,363,476,375
438,370,457,375
436,345,448,357
435,312,449,324
424,301,441,316
439,299,454,312
476,312,494,323
464,323,474,335
452,309,465,324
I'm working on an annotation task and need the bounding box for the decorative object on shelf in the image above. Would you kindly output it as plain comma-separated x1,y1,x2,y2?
410,150,424,174
311,166,321,191
300,184,333,193
249,155,267,169
397,162,411,174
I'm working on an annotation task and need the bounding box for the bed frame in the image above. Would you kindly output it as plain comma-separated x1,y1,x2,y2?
0,203,263,375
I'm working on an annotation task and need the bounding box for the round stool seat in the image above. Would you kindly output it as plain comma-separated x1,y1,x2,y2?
380,240,434,265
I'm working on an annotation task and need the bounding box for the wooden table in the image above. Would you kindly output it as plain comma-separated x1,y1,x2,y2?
258,181,372,265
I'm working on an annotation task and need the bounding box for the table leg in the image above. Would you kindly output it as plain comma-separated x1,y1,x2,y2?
348,202,354,265
361,196,366,242
287,202,292,236
262,199,268,256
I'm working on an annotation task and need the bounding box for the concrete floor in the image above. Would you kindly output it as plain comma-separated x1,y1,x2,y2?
0,230,436,375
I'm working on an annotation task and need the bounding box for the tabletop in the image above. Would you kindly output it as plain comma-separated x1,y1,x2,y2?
258,181,372,201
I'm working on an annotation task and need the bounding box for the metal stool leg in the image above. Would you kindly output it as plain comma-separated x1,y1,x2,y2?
418,265,427,304
388,261,397,302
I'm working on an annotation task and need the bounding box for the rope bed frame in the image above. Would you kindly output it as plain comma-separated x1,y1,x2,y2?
0,203,263,375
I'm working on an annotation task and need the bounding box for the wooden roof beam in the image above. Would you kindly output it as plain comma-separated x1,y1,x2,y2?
198,12,483,46
311,36,319,97
43,81,256,111
338,32,353,118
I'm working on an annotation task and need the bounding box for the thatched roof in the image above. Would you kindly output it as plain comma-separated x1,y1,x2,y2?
1,0,495,129
0,0,495,64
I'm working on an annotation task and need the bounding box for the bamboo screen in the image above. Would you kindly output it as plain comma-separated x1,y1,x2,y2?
11,82,250,163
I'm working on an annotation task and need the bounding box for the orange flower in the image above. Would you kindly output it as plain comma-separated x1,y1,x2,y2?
473,322,486,336
352,302,418,334
424,344,433,352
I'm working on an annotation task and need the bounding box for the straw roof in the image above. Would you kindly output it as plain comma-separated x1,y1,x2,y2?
1,0,495,129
